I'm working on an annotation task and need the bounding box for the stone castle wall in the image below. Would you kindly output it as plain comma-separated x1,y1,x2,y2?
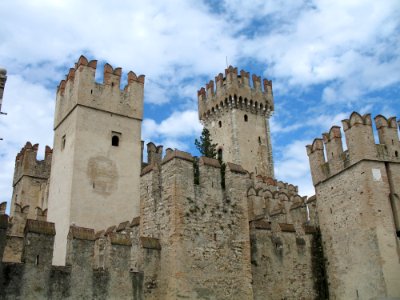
1,149,321,299
307,112,400,299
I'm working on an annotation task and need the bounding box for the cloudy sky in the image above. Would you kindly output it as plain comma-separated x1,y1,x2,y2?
0,0,399,210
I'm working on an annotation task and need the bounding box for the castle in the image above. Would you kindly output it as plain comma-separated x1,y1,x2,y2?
0,56,399,299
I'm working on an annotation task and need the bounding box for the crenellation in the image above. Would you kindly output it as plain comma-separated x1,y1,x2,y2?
308,112,400,187
206,79,214,97
323,125,344,174
198,67,274,120
306,138,327,184
239,69,250,85
146,142,163,166
65,225,95,299
342,112,377,163
375,115,400,160
54,55,144,129
103,63,122,87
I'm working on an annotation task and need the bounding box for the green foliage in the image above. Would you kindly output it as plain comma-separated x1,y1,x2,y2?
194,128,226,189
195,128,218,158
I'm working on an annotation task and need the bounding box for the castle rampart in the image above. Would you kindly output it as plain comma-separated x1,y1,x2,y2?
1,142,323,299
307,112,400,299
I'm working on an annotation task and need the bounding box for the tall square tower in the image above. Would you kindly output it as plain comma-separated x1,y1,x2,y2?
198,66,274,177
47,56,144,265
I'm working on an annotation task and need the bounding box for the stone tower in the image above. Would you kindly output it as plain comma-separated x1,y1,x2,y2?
198,66,274,177
307,112,400,299
47,56,145,265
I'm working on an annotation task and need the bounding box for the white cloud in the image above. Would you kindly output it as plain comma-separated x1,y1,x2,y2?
236,0,400,102
274,140,314,197
0,75,54,205
142,110,202,150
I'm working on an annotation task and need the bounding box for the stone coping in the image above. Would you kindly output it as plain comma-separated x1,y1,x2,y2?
109,232,132,246
116,221,130,232
199,156,221,168
25,219,55,236
140,164,154,176
279,223,295,232
130,216,140,227
162,150,194,165
69,226,95,241
226,162,247,174
251,219,271,230
140,236,161,250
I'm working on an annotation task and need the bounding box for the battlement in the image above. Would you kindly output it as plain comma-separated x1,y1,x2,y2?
247,180,310,225
54,55,145,128
197,66,274,121
13,142,52,186
307,112,400,184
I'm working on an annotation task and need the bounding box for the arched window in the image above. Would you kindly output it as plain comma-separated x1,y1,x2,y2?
218,121,222,128
244,114,248,122
112,135,119,147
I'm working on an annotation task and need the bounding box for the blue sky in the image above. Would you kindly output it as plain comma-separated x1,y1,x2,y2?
0,0,399,209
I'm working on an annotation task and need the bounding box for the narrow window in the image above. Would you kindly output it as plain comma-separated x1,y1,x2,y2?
61,135,66,150
218,121,222,128
35,255,39,265
244,114,248,122
258,136,261,144
218,149,223,161
395,150,398,158
112,135,119,147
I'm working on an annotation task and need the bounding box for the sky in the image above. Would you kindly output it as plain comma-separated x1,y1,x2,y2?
0,0,399,211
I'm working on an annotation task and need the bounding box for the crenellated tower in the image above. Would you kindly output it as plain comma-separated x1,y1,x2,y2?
10,142,52,220
197,66,274,177
47,55,145,265
306,112,400,299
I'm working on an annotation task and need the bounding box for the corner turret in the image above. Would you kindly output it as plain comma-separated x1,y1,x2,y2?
10,142,52,219
306,111,400,299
